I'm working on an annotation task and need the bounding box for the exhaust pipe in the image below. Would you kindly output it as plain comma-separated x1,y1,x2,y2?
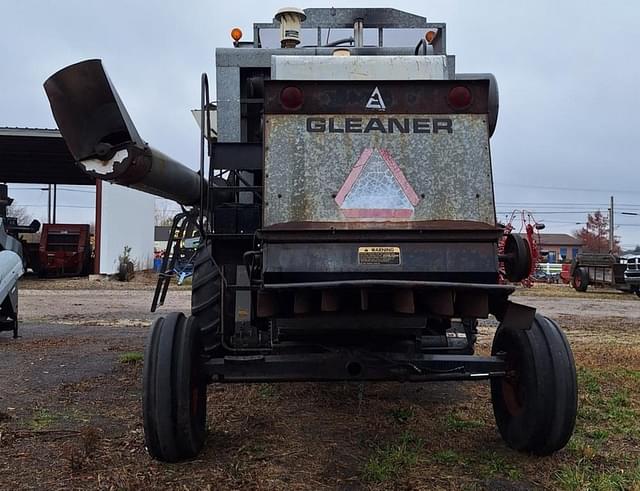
43,59,204,206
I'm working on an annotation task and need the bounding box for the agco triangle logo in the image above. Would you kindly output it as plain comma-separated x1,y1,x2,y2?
365,86,386,111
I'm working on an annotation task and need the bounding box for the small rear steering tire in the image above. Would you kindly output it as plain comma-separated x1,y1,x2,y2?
491,314,577,455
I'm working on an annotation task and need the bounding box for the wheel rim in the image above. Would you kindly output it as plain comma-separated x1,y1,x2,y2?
190,358,203,418
191,385,199,417
502,353,524,416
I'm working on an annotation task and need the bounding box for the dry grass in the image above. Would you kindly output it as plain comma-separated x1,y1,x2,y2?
513,282,639,301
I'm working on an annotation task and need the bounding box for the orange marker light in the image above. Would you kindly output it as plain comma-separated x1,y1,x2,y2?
425,30,437,44
231,28,243,42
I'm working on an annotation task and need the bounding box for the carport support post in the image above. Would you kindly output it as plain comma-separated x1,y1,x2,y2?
47,184,51,223
52,184,57,224
94,180,102,274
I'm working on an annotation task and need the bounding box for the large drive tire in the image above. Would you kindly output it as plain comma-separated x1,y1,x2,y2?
143,312,207,462
191,242,223,355
491,314,577,455
572,268,589,292
191,241,235,356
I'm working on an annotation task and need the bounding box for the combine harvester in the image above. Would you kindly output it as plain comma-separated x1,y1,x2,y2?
44,7,577,461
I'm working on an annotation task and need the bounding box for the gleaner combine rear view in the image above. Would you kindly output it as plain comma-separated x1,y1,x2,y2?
43,7,577,462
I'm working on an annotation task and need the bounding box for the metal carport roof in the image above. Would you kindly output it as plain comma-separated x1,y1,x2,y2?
0,127,94,185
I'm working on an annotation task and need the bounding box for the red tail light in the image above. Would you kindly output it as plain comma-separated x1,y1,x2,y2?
280,86,304,111
447,86,472,110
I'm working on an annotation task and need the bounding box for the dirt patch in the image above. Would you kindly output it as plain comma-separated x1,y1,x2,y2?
18,289,190,325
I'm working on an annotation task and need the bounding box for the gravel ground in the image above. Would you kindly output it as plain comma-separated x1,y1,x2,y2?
516,294,640,320
18,288,190,326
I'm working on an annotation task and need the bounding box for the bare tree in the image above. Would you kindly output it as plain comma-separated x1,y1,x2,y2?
7,202,33,225
155,200,179,226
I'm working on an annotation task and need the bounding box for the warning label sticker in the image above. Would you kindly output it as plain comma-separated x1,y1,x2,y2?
358,246,401,265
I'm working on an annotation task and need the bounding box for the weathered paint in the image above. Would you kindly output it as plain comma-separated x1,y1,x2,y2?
264,113,495,226
271,55,449,81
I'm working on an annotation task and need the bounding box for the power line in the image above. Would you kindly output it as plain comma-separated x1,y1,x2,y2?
496,203,640,210
17,204,94,209
8,186,95,194
497,211,640,217
495,182,638,194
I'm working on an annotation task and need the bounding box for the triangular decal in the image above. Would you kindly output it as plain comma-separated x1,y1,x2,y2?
365,86,386,111
335,148,420,218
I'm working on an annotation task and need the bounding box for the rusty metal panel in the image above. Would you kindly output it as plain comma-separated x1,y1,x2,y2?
264,80,489,114
264,113,495,227
263,242,498,274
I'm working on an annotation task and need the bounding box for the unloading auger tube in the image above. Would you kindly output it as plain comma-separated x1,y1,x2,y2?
44,59,207,207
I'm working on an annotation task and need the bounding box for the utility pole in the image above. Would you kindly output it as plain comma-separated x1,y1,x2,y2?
609,195,614,253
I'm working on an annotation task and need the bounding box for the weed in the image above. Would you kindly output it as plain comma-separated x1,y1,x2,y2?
577,367,601,396
118,351,143,364
555,464,590,490
432,449,461,465
568,432,604,459
505,467,524,481
574,369,640,442
389,406,414,424
578,405,602,423
620,368,640,382
477,451,521,480
444,413,483,432
587,429,609,442
606,389,638,435
242,441,266,456
258,384,276,399
609,389,630,408
362,431,422,483
590,470,628,490
28,409,56,430
555,461,639,491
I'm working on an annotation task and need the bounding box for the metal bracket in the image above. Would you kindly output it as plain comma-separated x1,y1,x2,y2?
499,301,536,331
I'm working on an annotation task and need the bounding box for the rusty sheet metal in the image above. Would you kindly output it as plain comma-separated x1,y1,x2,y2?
264,113,495,227
262,220,500,230
264,80,489,114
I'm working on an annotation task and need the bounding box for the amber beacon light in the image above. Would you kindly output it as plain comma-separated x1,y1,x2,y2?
231,28,243,42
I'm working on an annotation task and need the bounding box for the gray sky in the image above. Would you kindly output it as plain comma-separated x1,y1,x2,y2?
2,1,639,247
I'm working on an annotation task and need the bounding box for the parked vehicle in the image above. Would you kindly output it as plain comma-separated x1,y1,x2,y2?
623,255,640,297
38,224,92,277
569,253,635,294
